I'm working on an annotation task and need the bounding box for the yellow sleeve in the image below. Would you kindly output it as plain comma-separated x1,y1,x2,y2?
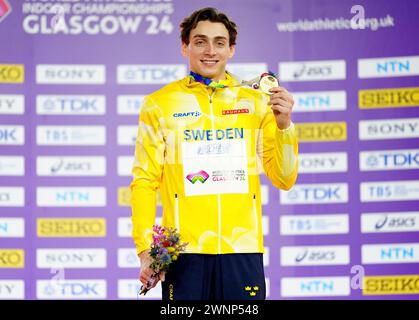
130,96,165,255
258,102,299,190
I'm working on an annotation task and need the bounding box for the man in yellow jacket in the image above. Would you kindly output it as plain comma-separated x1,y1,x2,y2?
131,7,298,300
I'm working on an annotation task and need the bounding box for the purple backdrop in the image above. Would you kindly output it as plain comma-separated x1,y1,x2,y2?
0,0,418,300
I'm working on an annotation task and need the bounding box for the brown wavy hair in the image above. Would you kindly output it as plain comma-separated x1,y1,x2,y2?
180,7,238,46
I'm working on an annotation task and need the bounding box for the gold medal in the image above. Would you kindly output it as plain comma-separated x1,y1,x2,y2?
259,73,279,95
235,71,280,94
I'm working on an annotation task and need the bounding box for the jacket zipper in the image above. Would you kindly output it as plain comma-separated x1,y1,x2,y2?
174,193,179,231
208,90,222,254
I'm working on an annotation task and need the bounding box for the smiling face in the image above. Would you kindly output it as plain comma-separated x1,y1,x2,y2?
182,20,235,82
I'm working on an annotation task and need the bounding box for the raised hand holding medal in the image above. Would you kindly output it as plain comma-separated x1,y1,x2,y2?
188,70,294,130
244,71,294,130
259,72,294,130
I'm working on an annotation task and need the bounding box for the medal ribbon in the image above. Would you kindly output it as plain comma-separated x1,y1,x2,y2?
189,70,278,90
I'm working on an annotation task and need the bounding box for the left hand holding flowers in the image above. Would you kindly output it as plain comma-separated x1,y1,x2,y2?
139,225,188,295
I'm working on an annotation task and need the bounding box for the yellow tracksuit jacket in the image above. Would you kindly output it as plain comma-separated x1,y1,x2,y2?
130,72,298,255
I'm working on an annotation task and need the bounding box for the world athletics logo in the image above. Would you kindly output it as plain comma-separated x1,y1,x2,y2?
186,170,209,184
0,0,11,23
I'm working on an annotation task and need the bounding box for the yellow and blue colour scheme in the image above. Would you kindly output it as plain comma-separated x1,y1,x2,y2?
130,71,299,255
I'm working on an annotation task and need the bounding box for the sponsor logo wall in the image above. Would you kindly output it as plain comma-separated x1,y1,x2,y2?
0,0,418,300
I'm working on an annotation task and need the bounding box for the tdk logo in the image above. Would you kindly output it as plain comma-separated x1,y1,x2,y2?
0,126,24,145
361,149,419,171
37,280,106,299
281,183,348,204
117,64,187,84
37,95,105,115
173,111,201,118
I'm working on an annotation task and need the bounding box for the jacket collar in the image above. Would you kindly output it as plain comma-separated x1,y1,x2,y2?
181,70,240,89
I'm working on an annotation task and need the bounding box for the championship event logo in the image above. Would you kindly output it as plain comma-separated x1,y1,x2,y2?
0,0,11,23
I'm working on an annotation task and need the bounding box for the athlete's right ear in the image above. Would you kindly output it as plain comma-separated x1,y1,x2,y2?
181,42,189,57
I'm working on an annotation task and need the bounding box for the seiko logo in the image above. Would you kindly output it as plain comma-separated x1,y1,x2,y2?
364,276,419,295
359,87,419,108
0,250,24,267
296,122,347,141
0,65,24,83
37,218,106,237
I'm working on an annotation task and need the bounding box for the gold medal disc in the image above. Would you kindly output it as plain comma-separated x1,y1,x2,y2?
259,75,279,94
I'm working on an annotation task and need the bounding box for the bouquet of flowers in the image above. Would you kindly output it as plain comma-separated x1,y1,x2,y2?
139,225,188,295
